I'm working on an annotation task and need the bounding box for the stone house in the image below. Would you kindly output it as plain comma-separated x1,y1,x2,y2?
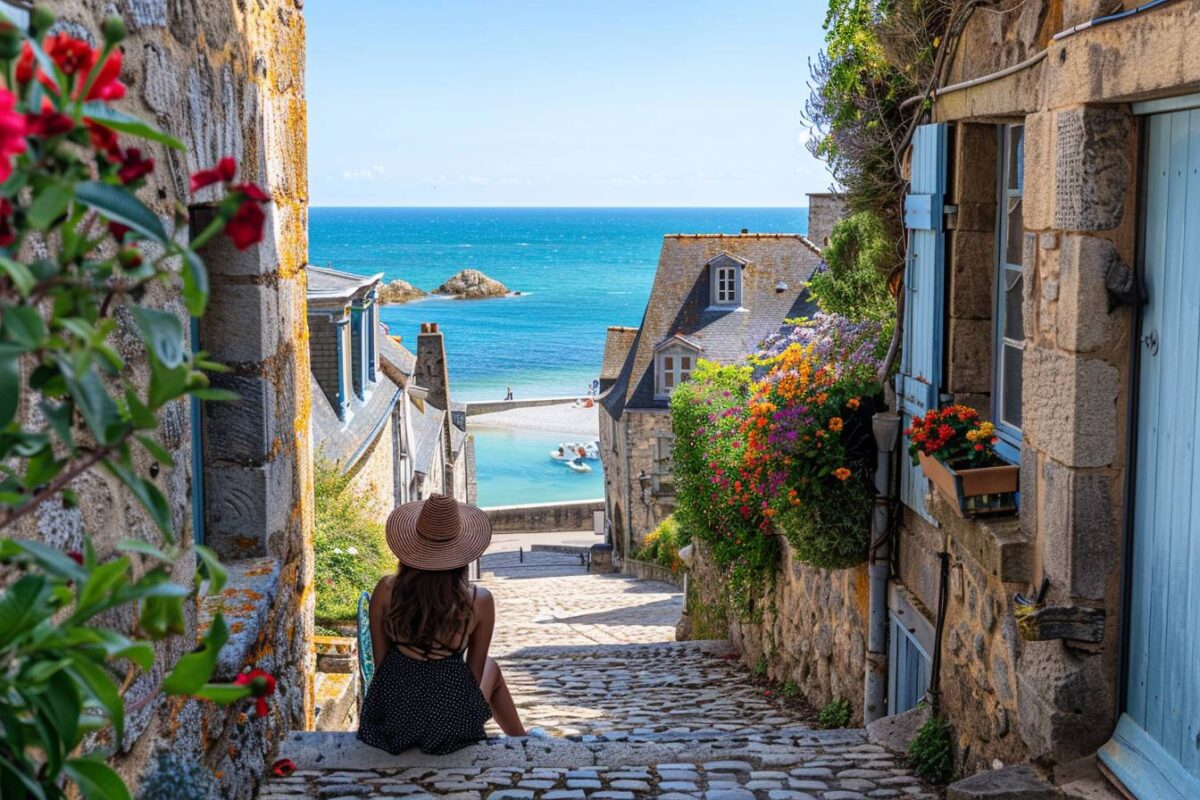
1,1,313,798
881,1,1200,796
599,228,824,558
307,266,473,517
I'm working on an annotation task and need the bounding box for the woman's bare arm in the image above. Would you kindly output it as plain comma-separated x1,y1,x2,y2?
368,575,393,672
465,586,495,683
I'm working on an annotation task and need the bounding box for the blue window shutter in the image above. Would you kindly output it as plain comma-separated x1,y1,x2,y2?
897,123,949,523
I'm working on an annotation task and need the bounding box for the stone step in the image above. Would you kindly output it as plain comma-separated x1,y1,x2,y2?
266,730,940,799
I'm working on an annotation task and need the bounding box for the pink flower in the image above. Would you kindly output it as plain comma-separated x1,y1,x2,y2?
0,89,26,184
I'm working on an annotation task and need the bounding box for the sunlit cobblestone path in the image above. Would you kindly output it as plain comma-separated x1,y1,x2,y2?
262,550,935,799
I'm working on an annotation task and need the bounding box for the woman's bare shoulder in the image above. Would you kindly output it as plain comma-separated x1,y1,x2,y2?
472,584,495,615
370,575,394,606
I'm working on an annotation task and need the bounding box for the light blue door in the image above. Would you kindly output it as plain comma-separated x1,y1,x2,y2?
896,123,949,523
1100,102,1200,800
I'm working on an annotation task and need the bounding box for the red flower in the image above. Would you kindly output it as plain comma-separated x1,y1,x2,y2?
45,32,97,76
234,668,277,718
0,89,26,184
189,157,238,192
109,221,131,241
15,43,33,84
117,148,154,185
67,550,84,565
232,181,269,202
25,109,74,138
271,759,296,778
224,199,266,250
85,48,126,101
86,121,122,161
0,198,15,248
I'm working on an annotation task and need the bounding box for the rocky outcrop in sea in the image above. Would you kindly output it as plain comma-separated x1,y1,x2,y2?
377,279,427,305
434,269,510,299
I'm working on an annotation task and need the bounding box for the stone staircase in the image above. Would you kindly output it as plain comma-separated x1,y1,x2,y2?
263,551,935,799
262,642,935,799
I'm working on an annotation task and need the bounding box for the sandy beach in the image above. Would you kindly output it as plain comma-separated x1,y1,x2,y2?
469,402,600,437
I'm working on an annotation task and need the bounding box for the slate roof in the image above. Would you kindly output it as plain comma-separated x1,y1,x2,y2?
307,265,383,306
602,234,822,419
379,334,416,377
410,398,445,477
601,327,638,382
311,371,402,470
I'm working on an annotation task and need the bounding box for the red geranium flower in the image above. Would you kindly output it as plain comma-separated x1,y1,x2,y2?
225,199,266,250
44,32,96,76
117,148,154,185
86,121,123,161
85,48,126,101
189,157,238,192
67,550,84,565
25,109,74,138
109,221,131,241
0,89,26,184
271,759,296,778
234,668,277,718
15,43,33,84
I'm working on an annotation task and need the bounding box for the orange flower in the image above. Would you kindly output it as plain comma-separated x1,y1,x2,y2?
829,417,844,433
833,467,852,481
847,397,861,410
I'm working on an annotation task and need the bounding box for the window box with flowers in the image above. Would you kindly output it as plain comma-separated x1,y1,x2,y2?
907,406,1019,518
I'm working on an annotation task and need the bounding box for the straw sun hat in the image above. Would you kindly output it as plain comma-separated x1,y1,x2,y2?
384,494,492,571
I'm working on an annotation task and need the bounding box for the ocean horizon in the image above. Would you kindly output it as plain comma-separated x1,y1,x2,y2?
309,206,810,504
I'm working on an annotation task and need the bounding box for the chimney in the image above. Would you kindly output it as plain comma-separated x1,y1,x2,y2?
415,322,450,412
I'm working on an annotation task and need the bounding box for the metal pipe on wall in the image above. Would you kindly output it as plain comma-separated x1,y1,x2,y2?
865,411,903,723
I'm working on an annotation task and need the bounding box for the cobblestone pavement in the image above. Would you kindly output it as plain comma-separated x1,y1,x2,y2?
263,550,934,799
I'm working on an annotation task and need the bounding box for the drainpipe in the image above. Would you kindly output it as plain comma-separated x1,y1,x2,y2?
865,410,902,723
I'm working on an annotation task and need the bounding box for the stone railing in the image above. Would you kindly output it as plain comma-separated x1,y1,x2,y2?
482,499,604,533
462,396,586,416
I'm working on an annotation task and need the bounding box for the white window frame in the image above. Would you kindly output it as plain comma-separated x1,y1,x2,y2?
711,262,741,307
655,345,696,398
993,123,1025,461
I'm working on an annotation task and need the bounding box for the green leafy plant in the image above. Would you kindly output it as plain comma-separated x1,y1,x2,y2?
818,696,852,728
313,457,394,624
632,514,687,572
909,714,955,784
779,680,800,699
753,657,768,677
0,7,277,799
808,211,896,325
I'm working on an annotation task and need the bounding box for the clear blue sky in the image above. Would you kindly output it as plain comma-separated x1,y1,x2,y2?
305,1,834,207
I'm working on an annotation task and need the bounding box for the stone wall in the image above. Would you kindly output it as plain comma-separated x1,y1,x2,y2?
484,499,605,533
614,409,676,553
889,0,1200,778
345,416,398,524
6,2,314,797
687,539,869,723
805,193,847,250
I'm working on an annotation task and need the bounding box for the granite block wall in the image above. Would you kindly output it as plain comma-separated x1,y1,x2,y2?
7,2,314,797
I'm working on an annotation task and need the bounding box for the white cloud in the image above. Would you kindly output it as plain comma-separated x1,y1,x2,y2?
341,164,386,181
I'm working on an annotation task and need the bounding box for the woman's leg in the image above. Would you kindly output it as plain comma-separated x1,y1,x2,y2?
480,657,526,736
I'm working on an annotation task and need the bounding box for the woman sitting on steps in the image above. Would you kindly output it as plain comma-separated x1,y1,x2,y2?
357,494,528,754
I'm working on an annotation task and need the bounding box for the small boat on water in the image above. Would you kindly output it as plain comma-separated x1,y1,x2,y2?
549,440,600,461
565,458,592,473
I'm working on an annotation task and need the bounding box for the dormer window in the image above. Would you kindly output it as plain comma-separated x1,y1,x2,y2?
707,253,745,308
654,334,701,398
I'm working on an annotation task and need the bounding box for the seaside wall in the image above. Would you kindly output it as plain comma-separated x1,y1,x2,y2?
687,540,869,723
6,2,314,797
464,397,583,416
344,415,399,523
484,500,605,533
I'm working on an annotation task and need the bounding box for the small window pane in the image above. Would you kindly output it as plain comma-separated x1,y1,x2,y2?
681,356,692,371
663,355,674,371
664,371,675,390
1004,268,1024,341
1001,345,1023,428
1008,126,1024,191
1005,196,1024,266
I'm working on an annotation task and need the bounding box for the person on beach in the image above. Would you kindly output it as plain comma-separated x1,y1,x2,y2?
357,494,527,754
504,386,513,400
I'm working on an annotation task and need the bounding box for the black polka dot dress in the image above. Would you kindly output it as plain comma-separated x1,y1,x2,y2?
356,641,492,755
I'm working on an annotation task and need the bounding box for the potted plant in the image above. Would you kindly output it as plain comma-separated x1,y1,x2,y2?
906,405,1018,517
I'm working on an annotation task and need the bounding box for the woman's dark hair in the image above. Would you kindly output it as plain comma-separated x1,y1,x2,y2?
382,563,472,651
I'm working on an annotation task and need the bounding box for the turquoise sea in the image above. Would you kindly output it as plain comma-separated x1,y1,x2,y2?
310,207,808,505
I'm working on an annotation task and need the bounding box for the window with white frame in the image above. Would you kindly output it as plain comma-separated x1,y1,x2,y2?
652,434,674,494
708,254,743,307
655,346,695,396
994,124,1024,454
